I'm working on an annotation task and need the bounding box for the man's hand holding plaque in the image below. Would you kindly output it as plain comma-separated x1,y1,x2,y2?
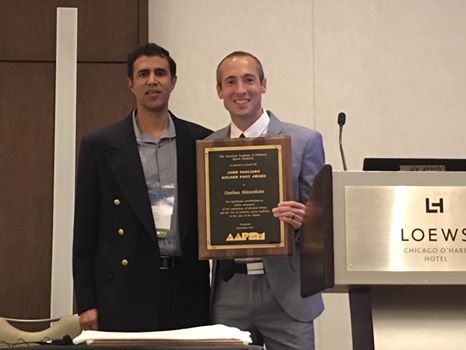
272,200,306,231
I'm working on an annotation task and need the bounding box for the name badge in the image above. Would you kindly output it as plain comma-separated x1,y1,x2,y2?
149,191,174,238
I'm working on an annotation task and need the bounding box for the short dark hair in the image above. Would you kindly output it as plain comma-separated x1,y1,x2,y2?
216,51,265,86
127,42,177,79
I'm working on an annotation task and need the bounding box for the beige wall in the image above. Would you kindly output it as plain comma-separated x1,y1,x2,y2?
313,0,466,170
149,0,466,169
149,1,466,349
148,0,315,131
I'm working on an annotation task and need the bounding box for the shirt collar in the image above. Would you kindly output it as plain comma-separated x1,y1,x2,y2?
230,109,270,138
132,110,176,143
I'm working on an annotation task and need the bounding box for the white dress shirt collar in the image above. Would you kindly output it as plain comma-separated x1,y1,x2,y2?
230,109,270,138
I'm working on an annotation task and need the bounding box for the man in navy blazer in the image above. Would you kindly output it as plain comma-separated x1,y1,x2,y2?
73,43,211,331
209,51,325,350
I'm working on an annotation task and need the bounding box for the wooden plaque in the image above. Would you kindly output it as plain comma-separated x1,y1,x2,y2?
196,136,293,259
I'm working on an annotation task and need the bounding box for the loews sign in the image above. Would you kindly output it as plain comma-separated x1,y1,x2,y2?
345,186,466,271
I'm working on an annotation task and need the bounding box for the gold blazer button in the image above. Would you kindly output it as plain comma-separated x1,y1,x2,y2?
121,259,129,266
113,198,121,206
117,228,125,236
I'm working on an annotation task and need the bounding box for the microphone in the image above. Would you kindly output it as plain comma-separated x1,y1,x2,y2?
337,112,348,171
55,334,73,345
337,112,346,127
46,335,74,345
32,335,73,346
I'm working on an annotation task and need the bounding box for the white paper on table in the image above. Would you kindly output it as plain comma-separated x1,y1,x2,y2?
73,324,252,345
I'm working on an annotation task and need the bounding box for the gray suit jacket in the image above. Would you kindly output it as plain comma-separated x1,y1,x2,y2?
208,111,325,322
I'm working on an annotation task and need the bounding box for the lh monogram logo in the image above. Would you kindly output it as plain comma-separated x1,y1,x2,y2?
425,198,444,213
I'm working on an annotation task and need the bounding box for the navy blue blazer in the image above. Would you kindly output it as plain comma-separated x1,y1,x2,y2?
73,112,211,331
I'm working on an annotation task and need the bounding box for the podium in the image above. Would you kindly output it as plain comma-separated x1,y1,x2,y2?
301,165,466,350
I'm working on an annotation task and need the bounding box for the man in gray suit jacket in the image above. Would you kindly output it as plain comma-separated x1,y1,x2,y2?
209,51,325,350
